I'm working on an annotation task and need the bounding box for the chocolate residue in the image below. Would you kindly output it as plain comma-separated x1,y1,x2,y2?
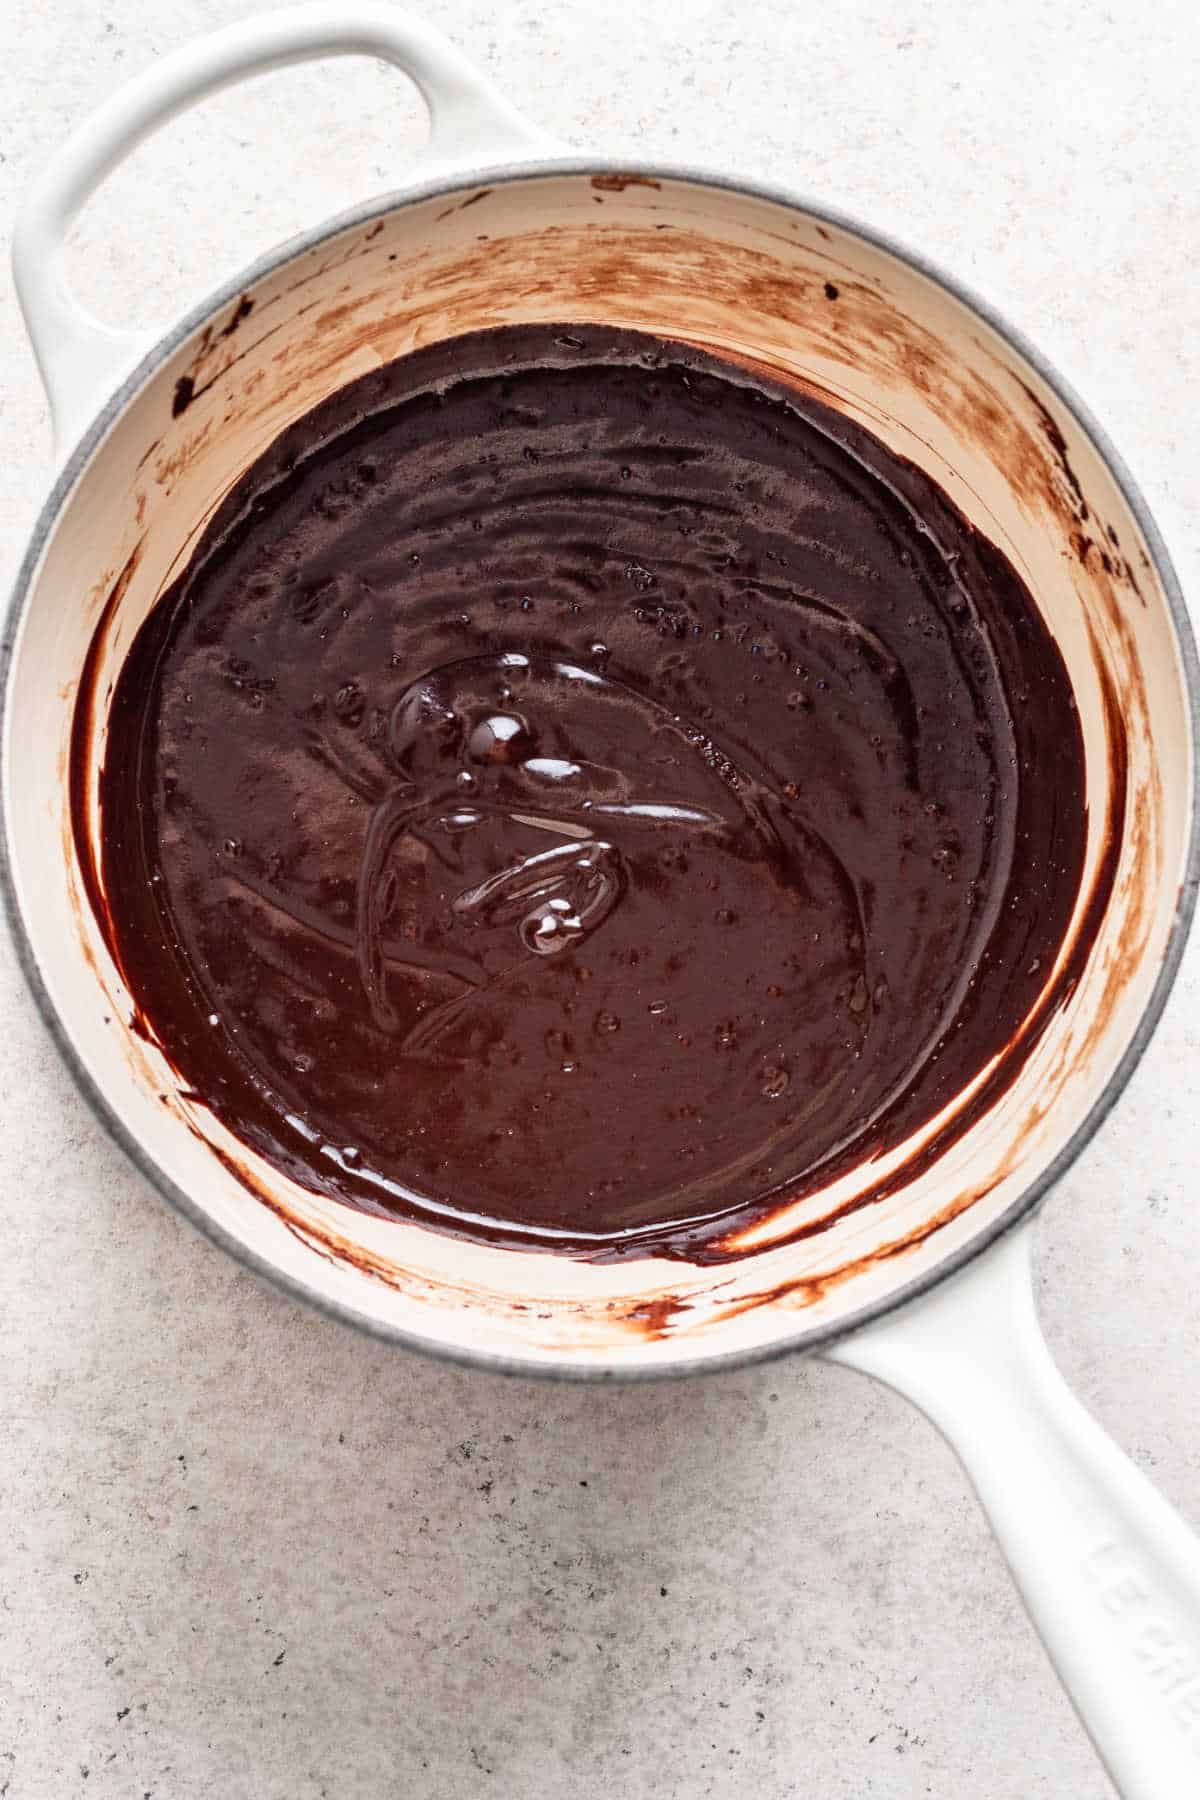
1016,376,1089,521
436,189,495,222
69,536,144,936
219,294,255,338
590,174,663,193
84,325,1092,1261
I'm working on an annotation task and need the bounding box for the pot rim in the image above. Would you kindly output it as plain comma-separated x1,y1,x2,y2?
4,153,1198,1382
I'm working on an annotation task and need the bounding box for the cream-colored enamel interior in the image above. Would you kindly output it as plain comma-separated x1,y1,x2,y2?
6,172,1192,1370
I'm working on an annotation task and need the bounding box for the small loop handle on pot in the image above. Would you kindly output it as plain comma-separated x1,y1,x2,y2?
11,2,556,463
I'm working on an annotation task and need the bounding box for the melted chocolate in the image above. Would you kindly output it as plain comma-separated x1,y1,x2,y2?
89,325,1087,1256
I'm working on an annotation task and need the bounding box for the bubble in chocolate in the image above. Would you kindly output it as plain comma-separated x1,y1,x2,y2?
467,713,536,765
520,895,584,956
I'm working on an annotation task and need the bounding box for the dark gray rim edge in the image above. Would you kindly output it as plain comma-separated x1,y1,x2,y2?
4,153,1198,1383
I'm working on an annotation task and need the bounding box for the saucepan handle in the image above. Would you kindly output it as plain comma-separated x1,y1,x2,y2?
823,1221,1200,1798
11,1,555,459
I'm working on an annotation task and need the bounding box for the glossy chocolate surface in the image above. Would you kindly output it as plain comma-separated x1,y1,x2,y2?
90,325,1087,1255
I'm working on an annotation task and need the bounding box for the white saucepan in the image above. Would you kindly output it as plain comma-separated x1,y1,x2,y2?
5,9,1199,1793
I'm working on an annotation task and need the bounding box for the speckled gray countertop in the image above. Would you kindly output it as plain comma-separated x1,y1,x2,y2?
2,4,1198,1796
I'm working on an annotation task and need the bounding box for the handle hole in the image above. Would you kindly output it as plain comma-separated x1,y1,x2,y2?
63,57,427,333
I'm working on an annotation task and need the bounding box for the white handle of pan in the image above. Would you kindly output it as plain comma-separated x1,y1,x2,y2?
824,1220,1200,1798
11,2,554,462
